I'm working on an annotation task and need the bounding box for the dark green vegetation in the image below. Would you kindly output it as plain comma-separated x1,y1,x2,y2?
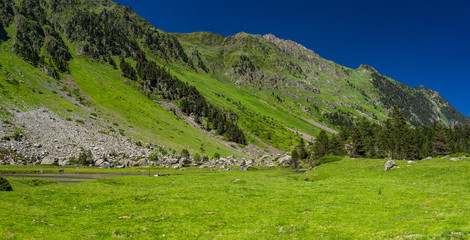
1,0,468,155
1,159,470,239
0,176,12,191
290,108,470,169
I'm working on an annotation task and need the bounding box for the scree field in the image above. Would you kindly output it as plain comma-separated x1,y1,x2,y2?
1,158,470,239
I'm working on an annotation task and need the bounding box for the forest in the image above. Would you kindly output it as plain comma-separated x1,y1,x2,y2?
293,107,470,166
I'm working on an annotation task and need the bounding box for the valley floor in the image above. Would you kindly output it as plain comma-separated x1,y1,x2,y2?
1,158,469,239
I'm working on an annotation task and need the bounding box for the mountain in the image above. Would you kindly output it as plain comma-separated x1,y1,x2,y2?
0,0,468,164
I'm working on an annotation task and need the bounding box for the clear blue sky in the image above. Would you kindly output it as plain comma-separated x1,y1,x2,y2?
115,0,470,116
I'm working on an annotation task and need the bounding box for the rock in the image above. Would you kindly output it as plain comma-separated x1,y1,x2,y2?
59,168,64,173
423,156,432,160
137,159,148,166
40,156,55,165
233,179,241,183
94,158,105,166
100,162,110,168
460,156,467,160
384,160,396,171
450,158,459,161
407,160,415,164
179,157,191,166
58,159,69,166
277,155,292,166
33,143,42,148
239,165,249,171
172,163,182,169
38,169,44,174
199,165,206,169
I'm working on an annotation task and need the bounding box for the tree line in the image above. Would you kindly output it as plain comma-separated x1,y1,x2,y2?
128,56,246,145
292,107,470,167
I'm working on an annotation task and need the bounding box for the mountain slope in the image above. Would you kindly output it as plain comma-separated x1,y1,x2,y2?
175,32,469,127
0,0,468,163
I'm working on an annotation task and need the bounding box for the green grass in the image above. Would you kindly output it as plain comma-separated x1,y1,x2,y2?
1,159,470,239
68,58,243,157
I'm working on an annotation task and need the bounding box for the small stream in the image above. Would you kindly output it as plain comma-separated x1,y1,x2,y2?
1,173,141,183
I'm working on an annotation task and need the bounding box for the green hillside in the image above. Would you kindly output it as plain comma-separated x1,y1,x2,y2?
0,0,468,158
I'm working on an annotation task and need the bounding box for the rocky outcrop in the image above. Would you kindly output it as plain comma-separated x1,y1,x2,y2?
384,160,396,171
0,108,293,168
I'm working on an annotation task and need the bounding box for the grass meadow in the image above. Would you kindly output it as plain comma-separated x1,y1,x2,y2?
1,158,470,239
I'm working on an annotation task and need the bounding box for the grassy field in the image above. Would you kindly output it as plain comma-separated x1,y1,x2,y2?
1,158,470,239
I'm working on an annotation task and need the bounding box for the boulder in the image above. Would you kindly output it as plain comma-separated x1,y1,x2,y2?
450,158,459,161
58,159,69,166
100,162,110,168
59,168,64,173
239,165,249,171
38,169,44,174
277,155,292,166
41,156,55,165
461,156,467,160
137,159,148,166
384,160,396,171
94,158,105,166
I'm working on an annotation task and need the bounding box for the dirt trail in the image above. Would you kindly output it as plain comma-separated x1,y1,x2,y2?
156,101,265,157
243,129,284,155
286,127,315,142
301,117,338,135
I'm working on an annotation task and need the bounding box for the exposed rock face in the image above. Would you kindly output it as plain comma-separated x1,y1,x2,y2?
40,156,56,165
0,107,295,168
384,160,396,171
0,108,151,166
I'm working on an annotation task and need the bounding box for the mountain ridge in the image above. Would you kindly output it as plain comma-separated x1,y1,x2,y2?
0,0,468,164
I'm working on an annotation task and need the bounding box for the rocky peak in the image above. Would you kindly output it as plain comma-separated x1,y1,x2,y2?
263,34,318,60
358,64,378,73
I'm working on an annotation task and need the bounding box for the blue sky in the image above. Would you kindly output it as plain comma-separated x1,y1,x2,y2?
115,0,470,116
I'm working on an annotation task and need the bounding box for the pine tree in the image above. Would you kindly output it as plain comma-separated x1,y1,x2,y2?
329,134,345,156
432,125,451,156
312,130,329,159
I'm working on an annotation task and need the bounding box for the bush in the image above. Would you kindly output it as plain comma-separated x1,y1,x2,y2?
193,153,201,162
0,177,13,191
181,149,190,158
449,152,469,158
318,155,342,165
78,150,93,165
149,152,159,162
213,152,221,160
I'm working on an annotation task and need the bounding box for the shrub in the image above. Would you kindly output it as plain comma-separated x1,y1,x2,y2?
193,153,201,162
158,147,168,156
449,152,469,158
149,152,159,162
0,177,13,191
78,150,93,165
213,152,221,160
181,149,190,158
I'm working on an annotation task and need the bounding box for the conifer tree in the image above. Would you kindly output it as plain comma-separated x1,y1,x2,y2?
312,130,329,159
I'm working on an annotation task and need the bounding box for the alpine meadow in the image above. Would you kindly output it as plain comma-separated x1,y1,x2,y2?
1,0,470,239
